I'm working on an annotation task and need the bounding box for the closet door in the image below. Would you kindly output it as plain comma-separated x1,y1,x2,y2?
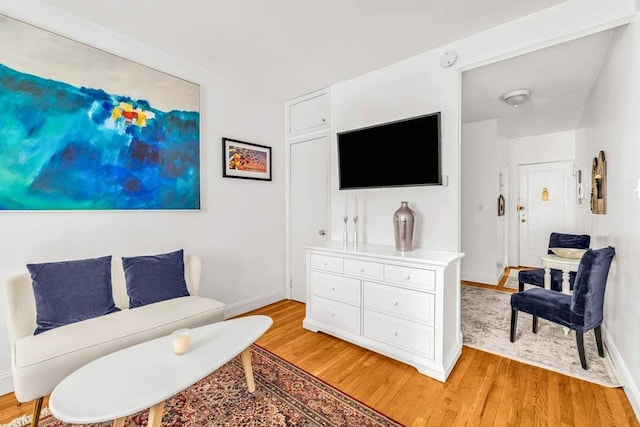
290,136,330,302
287,92,329,137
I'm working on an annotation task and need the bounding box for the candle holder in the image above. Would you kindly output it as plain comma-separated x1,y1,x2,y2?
352,216,358,249
342,216,349,248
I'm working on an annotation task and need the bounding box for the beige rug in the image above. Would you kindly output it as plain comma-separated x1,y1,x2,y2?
462,285,622,387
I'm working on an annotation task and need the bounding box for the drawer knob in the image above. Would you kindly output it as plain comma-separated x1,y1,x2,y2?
331,287,336,291
359,267,365,272
393,301,399,306
404,275,411,280
393,331,398,336
331,312,335,317
324,262,328,266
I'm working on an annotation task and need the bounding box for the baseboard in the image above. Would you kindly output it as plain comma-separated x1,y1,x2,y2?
223,290,286,319
603,324,640,421
461,271,499,286
0,370,14,396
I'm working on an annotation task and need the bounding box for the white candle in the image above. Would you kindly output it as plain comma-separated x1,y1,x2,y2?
345,195,348,217
354,195,358,217
172,329,191,355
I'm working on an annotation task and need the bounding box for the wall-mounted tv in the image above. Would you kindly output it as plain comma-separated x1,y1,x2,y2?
337,112,441,190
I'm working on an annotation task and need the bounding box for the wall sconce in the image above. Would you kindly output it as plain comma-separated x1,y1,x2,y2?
542,187,549,201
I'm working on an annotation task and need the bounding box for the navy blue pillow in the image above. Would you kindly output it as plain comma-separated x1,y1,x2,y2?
122,249,190,309
28,255,120,335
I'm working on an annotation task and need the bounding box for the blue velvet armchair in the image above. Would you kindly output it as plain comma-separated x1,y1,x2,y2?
510,246,615,369
518,232,591,292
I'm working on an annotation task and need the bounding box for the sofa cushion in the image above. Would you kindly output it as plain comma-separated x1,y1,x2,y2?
122,249,190,309
27,256,120,335
12,295,225,402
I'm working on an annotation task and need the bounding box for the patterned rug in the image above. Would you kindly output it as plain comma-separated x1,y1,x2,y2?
461,285,622,387
4,345,400,427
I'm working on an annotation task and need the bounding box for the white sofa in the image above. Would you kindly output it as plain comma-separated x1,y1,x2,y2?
4,254,225,424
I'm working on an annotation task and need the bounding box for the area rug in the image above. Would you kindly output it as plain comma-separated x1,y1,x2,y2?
461,285,622,387
3,345,400,427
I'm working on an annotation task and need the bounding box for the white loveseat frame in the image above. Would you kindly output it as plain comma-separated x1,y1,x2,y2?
4,254,225,426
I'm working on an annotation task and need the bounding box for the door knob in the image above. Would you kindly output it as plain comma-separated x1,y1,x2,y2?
318,229,326,236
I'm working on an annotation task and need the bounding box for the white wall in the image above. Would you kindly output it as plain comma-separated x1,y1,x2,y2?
506,131,577,265
497,138,509,276
327,0,635,255
329,62,459,250
576,20,640,419
0,1,286,395
461,120,502,284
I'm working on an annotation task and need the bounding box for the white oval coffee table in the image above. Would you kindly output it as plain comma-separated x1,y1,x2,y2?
49,315,272,426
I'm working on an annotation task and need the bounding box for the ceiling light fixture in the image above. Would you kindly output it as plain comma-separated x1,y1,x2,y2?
502,89,530,108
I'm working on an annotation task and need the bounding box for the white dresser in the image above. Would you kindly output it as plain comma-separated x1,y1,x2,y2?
303,242,464,382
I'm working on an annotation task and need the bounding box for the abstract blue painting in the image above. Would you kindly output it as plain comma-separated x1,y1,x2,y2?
0,15,200,210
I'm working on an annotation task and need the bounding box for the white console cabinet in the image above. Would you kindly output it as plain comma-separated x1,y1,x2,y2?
303,242,464,382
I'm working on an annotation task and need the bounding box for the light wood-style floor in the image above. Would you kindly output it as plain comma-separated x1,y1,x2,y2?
1,276,638,426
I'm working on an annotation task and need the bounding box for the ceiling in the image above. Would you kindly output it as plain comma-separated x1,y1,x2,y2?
462,29,614,139
44,0,565,101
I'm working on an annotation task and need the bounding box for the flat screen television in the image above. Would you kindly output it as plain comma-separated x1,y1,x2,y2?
337,112,441,189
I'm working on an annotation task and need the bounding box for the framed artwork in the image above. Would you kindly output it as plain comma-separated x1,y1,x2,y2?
590,150,606,214
498,195,505,216
0,15,200,210
222,138,272,181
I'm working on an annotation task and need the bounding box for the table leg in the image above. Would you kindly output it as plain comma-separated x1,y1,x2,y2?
241,348,256,393
543,267,551,290
561,269,571,335
147,401,165,427
561,270,571,294
113,418,125,427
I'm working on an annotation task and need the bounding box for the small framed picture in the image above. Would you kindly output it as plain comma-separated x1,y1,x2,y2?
498,194,505,216
222,138,272,181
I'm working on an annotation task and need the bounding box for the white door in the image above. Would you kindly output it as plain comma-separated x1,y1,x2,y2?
518,161,574,267
290,136,329,302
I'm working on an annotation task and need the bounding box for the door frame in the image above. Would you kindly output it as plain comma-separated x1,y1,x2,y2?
285,131,331,300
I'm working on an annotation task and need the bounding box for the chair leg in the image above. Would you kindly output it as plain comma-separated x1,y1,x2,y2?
594,326,605,357
518,281,524,292
31,397,44,427
576,332,588,370
532,315,539,333
510,309,518,342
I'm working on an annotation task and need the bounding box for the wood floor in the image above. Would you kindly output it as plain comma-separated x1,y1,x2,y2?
1,282,638,426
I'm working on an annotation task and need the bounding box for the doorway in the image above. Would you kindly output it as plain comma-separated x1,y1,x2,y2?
461,29,613,283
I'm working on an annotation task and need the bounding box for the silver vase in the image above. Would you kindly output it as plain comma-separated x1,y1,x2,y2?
393,201,415,251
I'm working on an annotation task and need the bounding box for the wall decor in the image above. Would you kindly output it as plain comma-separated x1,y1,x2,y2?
590,150,606,214
222,138,272,181
0,15,200,210
498,195,505,216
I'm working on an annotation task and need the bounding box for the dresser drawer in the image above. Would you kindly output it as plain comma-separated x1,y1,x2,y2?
384,264,434,291
343,259,383,280
364,310,434,359
309,296,360,334
363,282,434,325
310,271,361,306
310,253,343,273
